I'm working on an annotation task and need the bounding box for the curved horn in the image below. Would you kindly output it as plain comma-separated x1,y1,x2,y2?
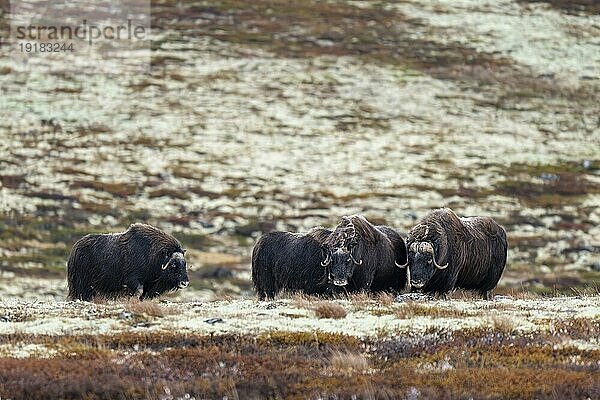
396,239,409,268
431,247,448,270
321,250,332,267
409,242,418,252
161,262,168,270
423,243,448,269
349,252,363,265
420,242,448,270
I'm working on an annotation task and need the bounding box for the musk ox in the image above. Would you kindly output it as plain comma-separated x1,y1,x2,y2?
406,208,507,299
67,223,190,301
323,215,409,293
251,227,332,300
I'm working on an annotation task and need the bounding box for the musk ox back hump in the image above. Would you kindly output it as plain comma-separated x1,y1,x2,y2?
67,223,187,301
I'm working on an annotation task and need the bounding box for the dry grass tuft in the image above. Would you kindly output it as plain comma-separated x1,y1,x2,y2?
210,293,236,302
346,292,371,303
290,292,323,308
395,302,471,319
339,291,374,310
376,292,396,306
312,301,347,319
488,314,516,334
329,350,370,375
124,300,178,317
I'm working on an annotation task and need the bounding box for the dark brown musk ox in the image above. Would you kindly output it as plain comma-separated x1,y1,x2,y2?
405,208,508,300
323,215,409,293
251,227,332,300
67,223,190,301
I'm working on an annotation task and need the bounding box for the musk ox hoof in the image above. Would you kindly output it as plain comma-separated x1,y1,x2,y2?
134,284,144,298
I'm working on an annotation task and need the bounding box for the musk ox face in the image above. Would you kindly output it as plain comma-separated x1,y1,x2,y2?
321,216,365,287
407,242,447,288
160,251,190,290
325,242,363,287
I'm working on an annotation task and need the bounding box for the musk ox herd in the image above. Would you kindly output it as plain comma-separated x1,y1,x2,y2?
66,208,507,302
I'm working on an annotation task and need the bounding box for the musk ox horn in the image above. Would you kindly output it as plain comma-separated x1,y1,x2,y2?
432,253,448,269
395,260,408,268
418,242,448,270
161,262,168,270
349,252,363,265
409,242,418,252
321,251,332,267
405,265,411,291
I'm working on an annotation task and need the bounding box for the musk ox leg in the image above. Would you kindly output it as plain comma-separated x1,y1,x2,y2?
130,284,144,299
257,276,277,300
257,290,267,301
71,285,95,302
252,277,276,300
254,284,275,301
124,280,143,298
481,290,492,300
140,286,163,300
264,287,277,300
437,292,449,301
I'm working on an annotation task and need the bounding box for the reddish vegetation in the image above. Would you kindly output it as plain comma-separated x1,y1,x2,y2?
0,330,598,399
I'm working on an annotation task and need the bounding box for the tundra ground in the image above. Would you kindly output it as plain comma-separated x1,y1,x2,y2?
0,294,599,399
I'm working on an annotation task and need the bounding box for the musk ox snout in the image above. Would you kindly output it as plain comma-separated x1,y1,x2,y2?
332,278,348,287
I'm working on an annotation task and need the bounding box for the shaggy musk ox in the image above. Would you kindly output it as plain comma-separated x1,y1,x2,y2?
323,215,409,293
406,208,507,299
67,223,189,301
251,227,332,300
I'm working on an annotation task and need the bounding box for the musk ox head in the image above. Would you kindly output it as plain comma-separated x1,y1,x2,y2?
407,224,448,289
158,250,190,290
321,216,364,287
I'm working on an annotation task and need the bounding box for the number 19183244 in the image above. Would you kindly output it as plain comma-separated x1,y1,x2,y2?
19,42,74,52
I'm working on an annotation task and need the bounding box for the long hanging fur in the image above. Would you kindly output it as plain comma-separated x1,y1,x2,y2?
67,223,186,301
251,227,332,300
406,208,508,299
